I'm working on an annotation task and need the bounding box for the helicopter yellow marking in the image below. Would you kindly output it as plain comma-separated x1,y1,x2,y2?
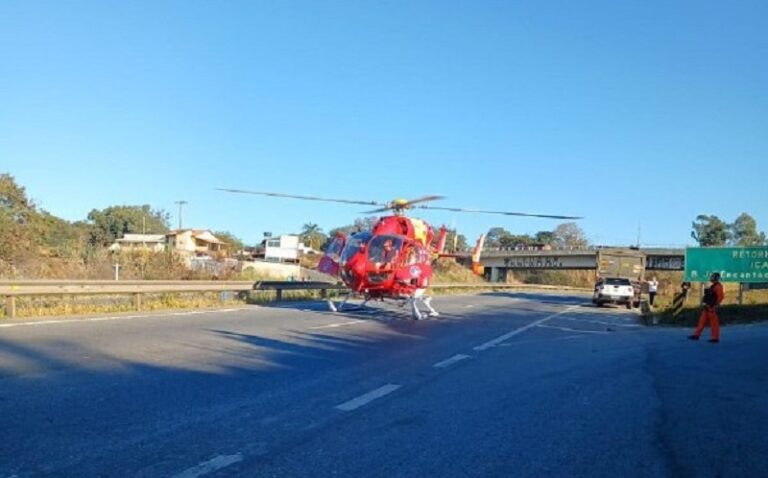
410,218,429,245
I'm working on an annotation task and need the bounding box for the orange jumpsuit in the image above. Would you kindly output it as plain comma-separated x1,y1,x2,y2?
693,282,724,340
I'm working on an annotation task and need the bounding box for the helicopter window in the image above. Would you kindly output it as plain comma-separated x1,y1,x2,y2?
340,231,372,265
368,235,404,265
403,245,429,265
324,236,345,262
417,246,430,264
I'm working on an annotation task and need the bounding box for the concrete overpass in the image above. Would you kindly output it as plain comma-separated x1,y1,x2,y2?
456,247,685,282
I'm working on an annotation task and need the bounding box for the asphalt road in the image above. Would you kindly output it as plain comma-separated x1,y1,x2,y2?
0,292,766,477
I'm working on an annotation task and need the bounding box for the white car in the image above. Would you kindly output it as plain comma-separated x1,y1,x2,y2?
593,277,634,309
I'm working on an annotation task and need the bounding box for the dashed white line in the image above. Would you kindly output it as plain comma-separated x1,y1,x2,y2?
433,354,471,368
536,324,611,334
556,316,640,328
335,384,401,411
172,453,243,478
472,303,586,351
309,320,366,329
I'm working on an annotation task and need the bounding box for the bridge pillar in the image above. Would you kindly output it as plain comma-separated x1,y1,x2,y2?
489,267,507,283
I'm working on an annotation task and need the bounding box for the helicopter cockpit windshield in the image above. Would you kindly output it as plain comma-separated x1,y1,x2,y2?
368,235,404,265
340,231,372,266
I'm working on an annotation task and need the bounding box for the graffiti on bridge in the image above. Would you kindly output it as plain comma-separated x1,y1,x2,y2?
646,256,684,270
504,256,564,269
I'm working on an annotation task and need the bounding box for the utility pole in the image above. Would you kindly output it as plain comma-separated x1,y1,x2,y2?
174,200,188,230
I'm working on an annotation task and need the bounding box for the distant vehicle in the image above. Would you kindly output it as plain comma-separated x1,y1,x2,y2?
595,248,646,308
593,277,634,309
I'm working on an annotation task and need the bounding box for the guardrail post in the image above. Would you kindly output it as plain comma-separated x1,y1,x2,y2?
133,293,142,311
5,295,16,319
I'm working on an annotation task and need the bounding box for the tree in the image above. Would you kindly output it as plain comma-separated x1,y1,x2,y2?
0,173,40,263
485,227,510,248
443,229,469,252
552,222,588,248
213,231,246,257
300,223,328,250
87,205,170,246
729,213,766,246
328,216,379,237
534,230,555,245
691,214,729,246
499,234,535,248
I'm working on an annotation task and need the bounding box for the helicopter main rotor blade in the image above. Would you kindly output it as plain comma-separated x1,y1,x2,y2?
414,205,583,220
217,188,386,207
362,195,446,214
403,195,445,206
363,206,394,214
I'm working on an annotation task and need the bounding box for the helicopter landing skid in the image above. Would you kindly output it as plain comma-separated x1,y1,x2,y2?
406,292,439,320
327,293,370,313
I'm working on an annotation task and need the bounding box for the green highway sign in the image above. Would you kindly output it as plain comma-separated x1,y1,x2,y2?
685,247,768,283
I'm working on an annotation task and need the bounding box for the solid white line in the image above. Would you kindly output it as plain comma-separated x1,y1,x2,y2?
0,308,245,328
472,303,585,351
335,384,401,411
309,320,366,329
536,324,611,335
172,453,243,478
434,354,471,368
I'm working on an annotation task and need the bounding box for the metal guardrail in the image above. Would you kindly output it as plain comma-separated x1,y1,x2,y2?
0,280,591,319
0,280,259,319
253,281,347,300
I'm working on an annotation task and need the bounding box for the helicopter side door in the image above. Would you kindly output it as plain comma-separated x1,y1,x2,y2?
395,243,432,289
318,233,346,276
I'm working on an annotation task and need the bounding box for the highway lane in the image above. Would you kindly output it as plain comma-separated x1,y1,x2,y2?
0,292,766,477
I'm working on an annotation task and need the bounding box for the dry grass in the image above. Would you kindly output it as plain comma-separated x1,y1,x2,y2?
432,258,486,284
647,285,768,326
0,292,245,319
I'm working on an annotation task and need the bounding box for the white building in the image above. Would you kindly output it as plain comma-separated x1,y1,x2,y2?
264,235,304,262
109,234,166,253
165,229,227,258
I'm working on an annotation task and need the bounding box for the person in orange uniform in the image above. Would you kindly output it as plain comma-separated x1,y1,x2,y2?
689,272,725,343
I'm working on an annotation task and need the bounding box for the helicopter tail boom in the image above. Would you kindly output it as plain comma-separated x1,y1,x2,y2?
471,233,486,276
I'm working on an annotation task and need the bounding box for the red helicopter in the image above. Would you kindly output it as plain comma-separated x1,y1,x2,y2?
219,189,580,319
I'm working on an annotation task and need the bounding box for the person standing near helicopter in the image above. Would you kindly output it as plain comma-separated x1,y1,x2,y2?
689,272,725,343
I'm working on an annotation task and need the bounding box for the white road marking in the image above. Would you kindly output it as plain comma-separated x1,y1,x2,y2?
172,453,243,478
433,354,471,368
556,316,640,328
499,334,585,346
335,384,401,411
0,308,243,328
309,320,366,329
472,303,585,351
536,324,611,335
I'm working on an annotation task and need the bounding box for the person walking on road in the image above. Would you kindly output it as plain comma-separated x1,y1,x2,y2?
689,272,725,343
648,276,659,307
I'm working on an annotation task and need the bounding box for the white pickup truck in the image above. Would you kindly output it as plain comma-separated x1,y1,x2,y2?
593,277,634,309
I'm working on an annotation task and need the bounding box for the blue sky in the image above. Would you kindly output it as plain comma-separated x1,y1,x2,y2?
2,0,766,247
